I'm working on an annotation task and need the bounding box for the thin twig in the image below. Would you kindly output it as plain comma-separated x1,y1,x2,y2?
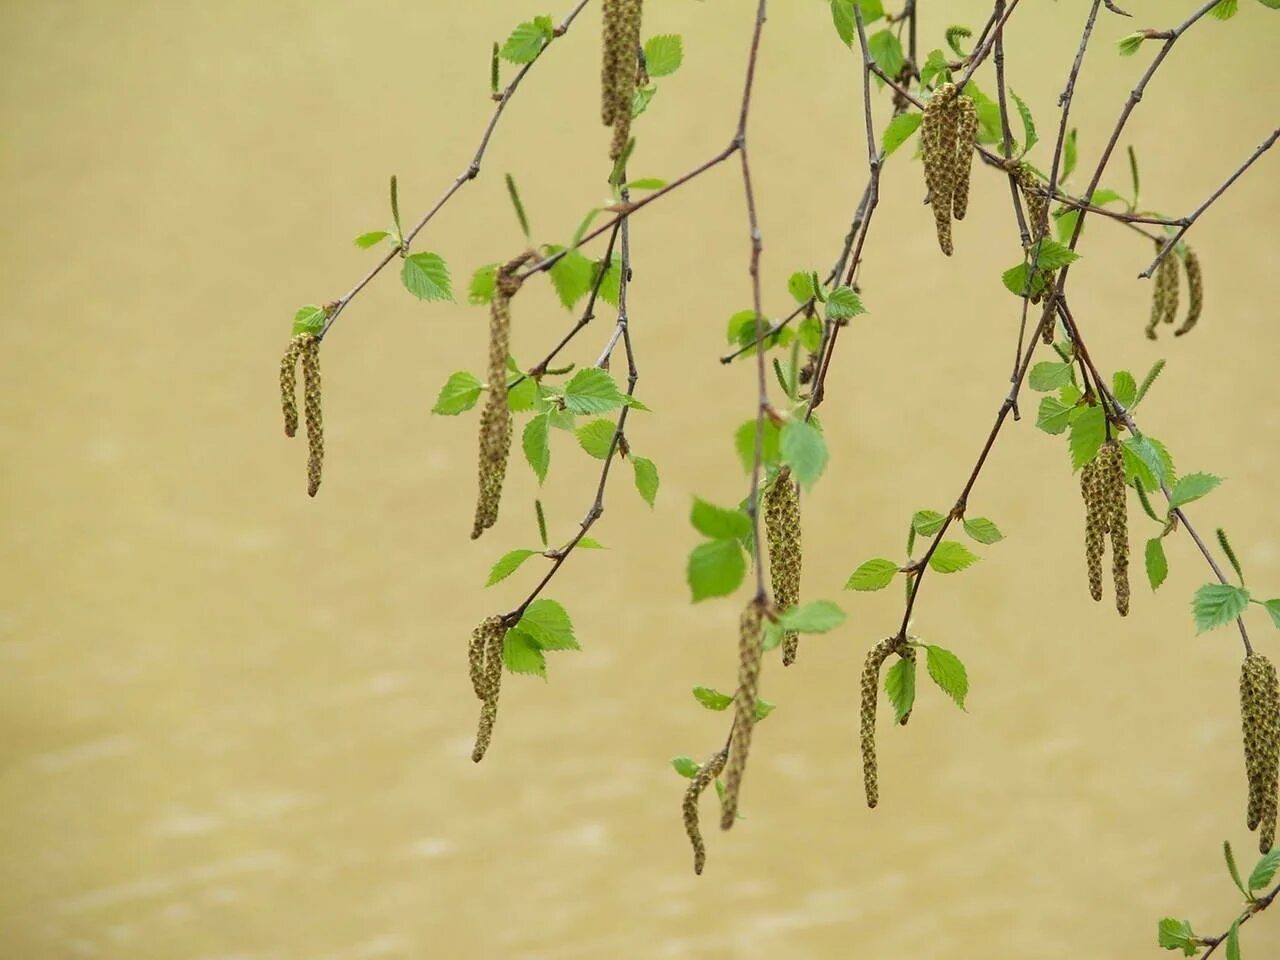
1199,883,1280,957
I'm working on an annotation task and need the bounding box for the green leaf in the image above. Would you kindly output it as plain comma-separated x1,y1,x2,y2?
868,29,905,81
921,48,950,87
1112,371,1138,408
829,0,856,46
577,537,604,550
1118,32,1145,56
825,286,865,320
692,686,733,711
1211,0,1240,20
1037,395,1075,435
523,413,551,484
882,111,924,156
431,371,483,415
1055,208,1081,244
575,418,617,460
912,509,948,537
691,498,752,541
929,541,979,574
1033,239,1081,270
1169,472,1223,509
500,17,553,64
963,517,1004,545
507,376,537,412
1029,361,1073,392
1225,920,1240,960
1001,262,1047,299
726,308,786,352
546,245,594,310
754,699,776,721
787,270,817,304
468,264,498,305
486,548,539,587
687,538,746,602
780,419,828,490
779,600,846,634
354,230,390,249
632,456,658,507
1157,918,1199,956
1262,599,1280,629
400,252,454,301
562,368,626,414
631,85,657,119
884,655,916,724
517,598,578,651
846,558,899,591
1146,538,1169,591
924,644,968,709
1063,128,1078,179
1122,435,1176,492
643,34,683,76
503,629,546,677
623,177,667,191
734,418,782,472
292,304,327,336
1069,406,1107,471
1249,847,1280,890
1192,583,1251,633
1010,89,1037,155
592,252,622,307
1126,435,1169,488
672,756,699,778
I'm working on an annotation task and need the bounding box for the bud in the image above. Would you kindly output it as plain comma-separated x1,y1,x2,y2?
861,636,901,808
764,470,802,666
279,336,304,437
300,335,324,497
683,748,728,875
472,618,509,763
720,601,764,830
1099,440,1130,616
1175,247,1202,337
952,95,978,222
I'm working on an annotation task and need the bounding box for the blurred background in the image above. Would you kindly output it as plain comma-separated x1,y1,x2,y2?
2,1,1278,957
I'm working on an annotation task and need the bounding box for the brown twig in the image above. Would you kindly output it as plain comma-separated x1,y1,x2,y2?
1199,883,1280,957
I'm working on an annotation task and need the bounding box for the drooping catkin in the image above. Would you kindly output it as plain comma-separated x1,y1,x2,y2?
471,258,526,540
1015,164,1048,243
601,0,623,127
279,336,304,437
1175,247,1203,337
472,617,509,763
720,602,764,830
1241,653,1280,852
1146,240,1181,339
861,636,901,809
470,615,504,701
683,748,728,875
1099,440,1130,617
300,335,324,497
896,645,917,726
921,83,961,256
764,470,802,666
602,0,643,161
952,95,978,222
1081,459,1106,603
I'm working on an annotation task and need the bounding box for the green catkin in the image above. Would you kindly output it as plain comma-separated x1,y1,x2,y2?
472,617,509,763
601,0,623,127
604,0,643,161
896,645,917,726
952,95,978,221
720,602,764,830
300,335,324,498
1175,247,1203,337
1241,654,1280,852
1099,440,1130,616
861,636,901,808
279,336,304,437
1081,459,1106,603
683,748,728,875
922,83,960,255
764,470,802,666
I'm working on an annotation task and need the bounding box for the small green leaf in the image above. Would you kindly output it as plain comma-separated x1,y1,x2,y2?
1063,128,1078,179
486,548,540,587
432,371,484,415
1192,583,1251,633
780,419,828,490
468,264,498,305
1010,89,1037,155
1112,371,1138,408
575,418,617,459
401,252,454,301
1069,405,1107,472
882,111,924,156
924,644,968,709
632,456,659,507
1002,262,1047,299
500,17,553,64
546,245,594,310
754,699,775,721
1118,32,1145,56
1211,0,1240,20
1033,238,1081,270
787,271,817,304
507,376,537,412
503,629,546,677
1169,472,1223,509
623,177,667,191
734,418,782,473
1156,918,1199,956
920,48,950,87
687,539,746,602
1249,847,1280,890
868,29,905,81
643,34,683,76
691,498,751,541
1261,599,1280,629
884,655,916,724
825,285,865,320
1029,361,1073,392
829,0,855,46
577,537,604,550
929,541,979,574
517,597,578,651
846,558,899,591
1225,920,1240,960
1037,395,1075,435
1145,538,1168,591
292,304,326,336
592,252,622,307
562,368,626,414
354,230,390,249
963,517,1004,545
692,685,733,711
672,756,699,778
912,509,947,537
778,600,846,634
523,413,551,484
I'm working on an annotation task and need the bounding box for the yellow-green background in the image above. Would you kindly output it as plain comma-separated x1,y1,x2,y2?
3,1,1278,956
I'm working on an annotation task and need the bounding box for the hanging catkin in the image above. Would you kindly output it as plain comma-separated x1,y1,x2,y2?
602,0,643,161
279,335,304,437
861,636,901,808
1146,240,1181,339
1099,440,1129,616
720,602,764,829
601,0,623,126
1241,653,1280,853
1081,458,1107,603
683,748,728,875
952,95,978,222
1175,247,1203,337
300,335,324,497
764,470,802,666
472,616,509,763
921,83,960,255
895,645,917,726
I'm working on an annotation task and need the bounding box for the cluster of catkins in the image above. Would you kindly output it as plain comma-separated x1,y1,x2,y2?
1146,240,1203,339
1080,439,1130,616
1241,653,1280,853
859,636,911,808
764,469,803,665
279,332,324,497
921,82,978,256
601,0,643,160
469,615,509,762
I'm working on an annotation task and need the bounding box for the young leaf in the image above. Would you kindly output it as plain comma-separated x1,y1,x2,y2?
778,600,846,634
632,456,659,507
882,111,924,156
1010,89,1038,155
1118,32,1145,56
486,548,540,587
787,270,818,304
734,418,782,472
401,252,454,301
687,538,746,602
562,368,626,414
754,699,776,721
1145,538,1168,591
1210,0,1240,20
1156,918,1199,956
503,629,546,677
1002,262,1047,299
468,264,498,305
1169,473,1223,509
507,376,538,412
1192,583,1250,633
1033,239,1081,270
544,245,594,310
1029,361,1073,392
643,34,683,77
292,304,327,336
884,655,916,724
780,419,828,490
575,418,617,460
692,686,733,711
929,541,979,574
825,286,865,320
912,509,947,537
1069,406,1107,471
1225,920,1240,960
1261,599,1280,629
432,371,484,415
691,498,752,541
354,230,390,249
925,644,968,709
846,558,899,591
829,0,856,46
1063,128,1078,179
868,30,905,81
672,756,700,779
1037,395,1074,435
1112,371,1138,408
500,17,553,64
517,598,578,650
963,517,1004,545
523,413,551,484
505,173,531,239
592,252,622,306
1249,846,1280,890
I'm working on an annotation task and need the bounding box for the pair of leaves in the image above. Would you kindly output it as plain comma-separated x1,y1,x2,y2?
847,540,983,591
485,539,603,587
686,686,775,720
884,643,968,722
687,499,751,602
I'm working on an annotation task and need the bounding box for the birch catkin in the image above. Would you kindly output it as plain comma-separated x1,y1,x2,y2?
1175,247,1203,337
720,602,763,830
861,636,900,809
683,748,728,875
896,645,917,726
300,335,324,498
921,83,960,256
472,616,509,763
764,470,802,666
1241,653,1280,852
1099,440,1130,617
1146,240,1181,339
279,336,303,438
1081,459,1107,603
952,95,978,222
602,0,643,161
